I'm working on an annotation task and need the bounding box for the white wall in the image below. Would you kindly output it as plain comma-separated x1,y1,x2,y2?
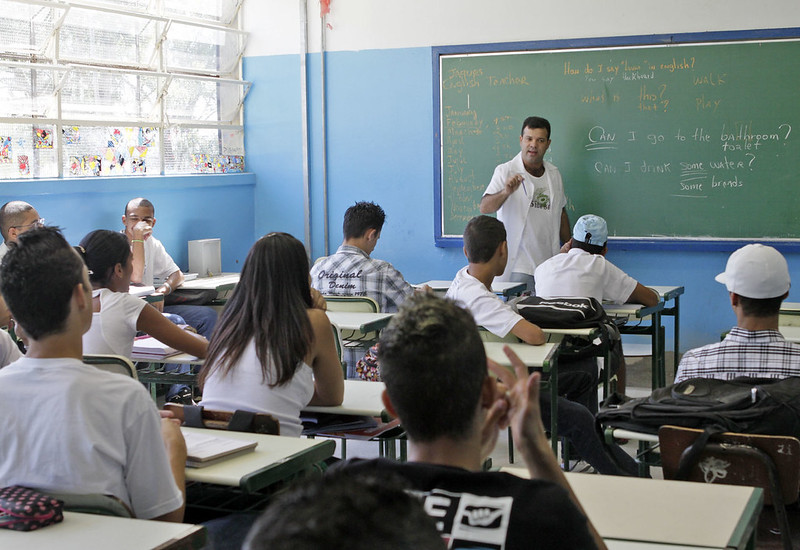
244,0,800,56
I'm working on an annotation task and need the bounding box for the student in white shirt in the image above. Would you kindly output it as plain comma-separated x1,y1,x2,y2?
0,227,186,521
78,229,208,359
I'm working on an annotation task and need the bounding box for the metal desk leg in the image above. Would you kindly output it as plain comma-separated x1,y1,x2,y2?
549,357,559,456
673,295,680,381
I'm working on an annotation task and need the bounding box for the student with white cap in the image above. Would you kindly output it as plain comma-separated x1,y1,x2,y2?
675,243,799,382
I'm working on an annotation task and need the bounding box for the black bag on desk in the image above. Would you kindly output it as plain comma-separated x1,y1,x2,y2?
597,376,800,437
515,296,608,328
514,296,619,363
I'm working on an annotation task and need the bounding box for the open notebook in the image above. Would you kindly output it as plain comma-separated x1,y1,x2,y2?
182,430,258,468
131,335,180,359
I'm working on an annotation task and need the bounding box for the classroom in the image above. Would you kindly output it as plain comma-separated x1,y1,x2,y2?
0,1,796,351
1,0,800,548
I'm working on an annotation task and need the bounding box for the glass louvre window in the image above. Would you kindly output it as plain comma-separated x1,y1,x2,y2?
0,1,65,57
0,123,58,178
0,0,248,179
163,125,243,175
162,0,242,25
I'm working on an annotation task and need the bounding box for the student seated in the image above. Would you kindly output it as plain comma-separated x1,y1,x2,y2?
340,294,605,549
199,232,344,436
0,329,21,368
0,227,186,521
534,214,658,306
676,244,800,382
122,197,218,338
446,215,638,476
310,201,416,313
244,471,444,550
78,230,208,359
534,214,658,393
0,200,44,327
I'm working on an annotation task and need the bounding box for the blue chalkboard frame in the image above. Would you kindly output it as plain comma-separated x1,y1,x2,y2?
432,27,800,252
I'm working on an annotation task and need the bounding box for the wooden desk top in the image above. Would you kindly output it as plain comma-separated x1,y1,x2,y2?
181,427,335,493
503,468,762,549
303,379,386,417
0,511,205,550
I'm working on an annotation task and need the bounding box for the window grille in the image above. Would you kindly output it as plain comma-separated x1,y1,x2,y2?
0,0,248,179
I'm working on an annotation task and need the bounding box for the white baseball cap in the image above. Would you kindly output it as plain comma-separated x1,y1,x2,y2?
715,244,790,299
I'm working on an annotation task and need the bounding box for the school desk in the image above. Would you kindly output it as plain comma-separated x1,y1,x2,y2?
484,341,561,455
325,311,394,340
604,301,667,389
416,279,527,298
132,351,202,401
779,302,800,327
303,379,386,417
179,273,240,305
650,285,685,379
181,427,335,494
302,379,402,459
0,511,206,550
503,468,762,549
779,325,800,343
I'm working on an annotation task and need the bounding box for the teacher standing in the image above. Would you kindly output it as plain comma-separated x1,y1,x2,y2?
480,116,570,293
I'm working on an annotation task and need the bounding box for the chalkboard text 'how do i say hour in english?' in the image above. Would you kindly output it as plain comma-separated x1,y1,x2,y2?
585,122,792,193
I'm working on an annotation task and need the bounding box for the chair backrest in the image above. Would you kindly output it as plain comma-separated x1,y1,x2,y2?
48,492,134,518
330,321,346,376
83,354,138,380
659,425,800,505
164,403,280,435
324,295,380,313
478,326,520,343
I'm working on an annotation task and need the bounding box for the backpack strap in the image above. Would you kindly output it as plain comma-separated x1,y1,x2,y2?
227,410,256,432
675,425,727,480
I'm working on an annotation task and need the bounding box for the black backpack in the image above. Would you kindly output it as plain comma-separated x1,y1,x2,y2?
515,296,608,328
597,376,800,438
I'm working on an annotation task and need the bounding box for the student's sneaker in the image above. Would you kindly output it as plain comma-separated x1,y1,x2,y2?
167,386,196,406
564,459,595,474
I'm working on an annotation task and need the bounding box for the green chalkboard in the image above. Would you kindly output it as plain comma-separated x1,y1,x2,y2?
435,36,800,243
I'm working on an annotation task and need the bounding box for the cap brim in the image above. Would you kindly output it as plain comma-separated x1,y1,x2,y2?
714,271,727,286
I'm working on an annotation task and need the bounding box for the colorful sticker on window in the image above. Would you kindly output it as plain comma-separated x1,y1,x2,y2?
34,129,53,149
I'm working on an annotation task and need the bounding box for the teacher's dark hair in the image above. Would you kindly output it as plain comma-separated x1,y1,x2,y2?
521,116,551,139
0,226,85,340
463,215,506,263
200,232,314,388
78,230,131,288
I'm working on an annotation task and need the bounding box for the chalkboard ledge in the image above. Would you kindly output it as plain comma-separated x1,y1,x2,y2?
435,236,800,253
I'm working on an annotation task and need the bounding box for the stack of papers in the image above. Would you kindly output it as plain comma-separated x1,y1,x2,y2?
132,335,180,359
182,430,258,468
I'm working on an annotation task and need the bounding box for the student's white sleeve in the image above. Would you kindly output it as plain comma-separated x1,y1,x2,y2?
122,396,184,519
150,238,181,281
466,293,523,338
0,330,21,368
